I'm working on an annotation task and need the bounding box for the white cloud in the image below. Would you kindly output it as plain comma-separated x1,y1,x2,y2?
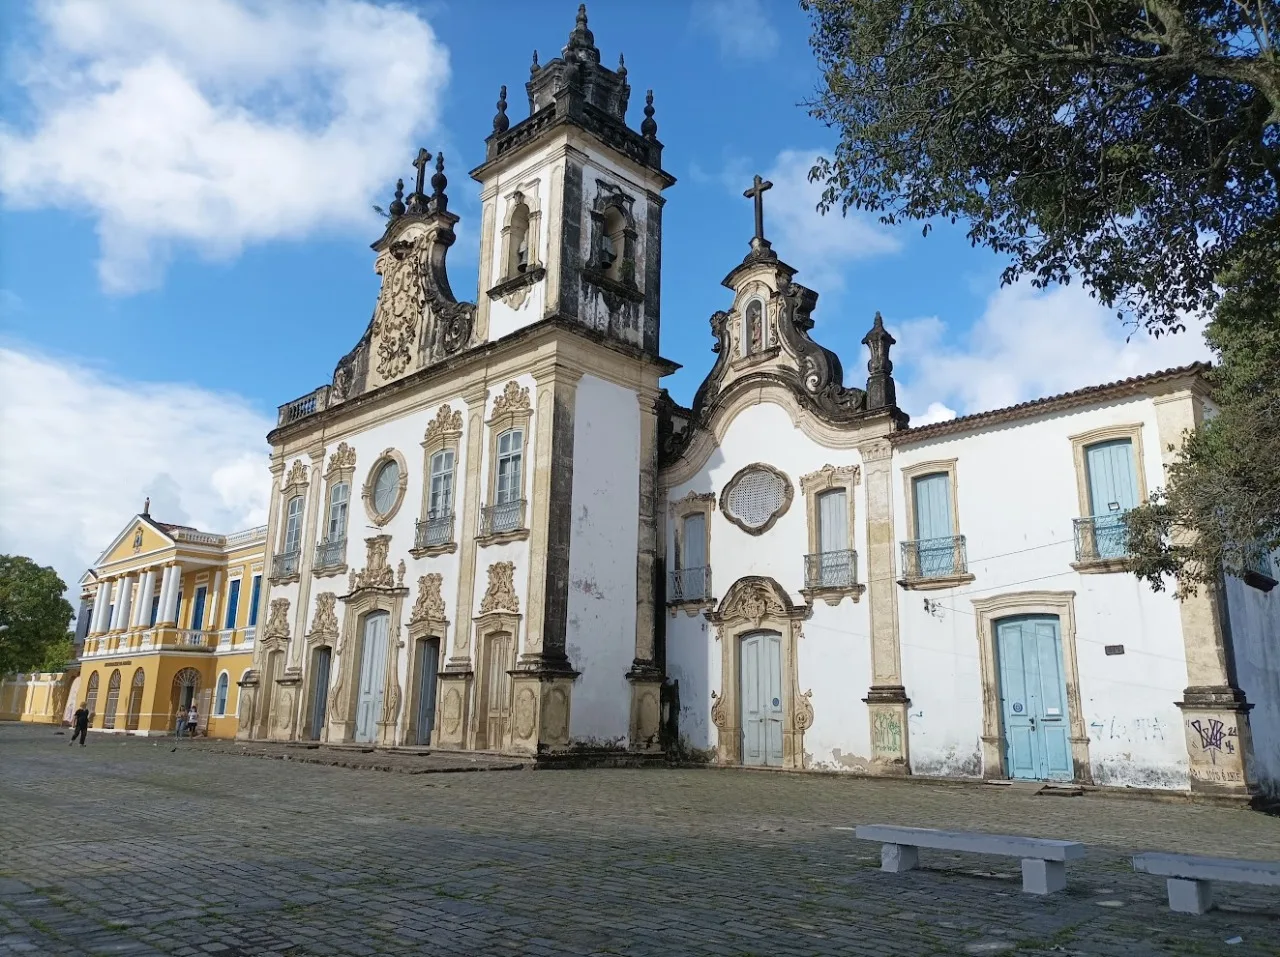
724,149,902,292
0,0,450,293
891,280,1213,422
0,345,272,594
693,0,781,60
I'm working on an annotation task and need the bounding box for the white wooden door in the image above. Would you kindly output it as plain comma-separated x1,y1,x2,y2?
355,612,389,743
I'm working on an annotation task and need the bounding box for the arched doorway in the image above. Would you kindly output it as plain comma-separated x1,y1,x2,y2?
171,668,200,733
84,672,100,726
102,669,122,729
355,611,389,743
125,668,145,731
739,631,783,767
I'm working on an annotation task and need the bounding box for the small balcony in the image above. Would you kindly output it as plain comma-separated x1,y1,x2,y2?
272,550,300,581
899,536,973,588
1242,545,1277,592
1073,515,1129,564
177,630,214,651
805,549,858,589
480,499,527,539
314,537,347,573
277,385,330,426
415,511,455,552
669,565,712,604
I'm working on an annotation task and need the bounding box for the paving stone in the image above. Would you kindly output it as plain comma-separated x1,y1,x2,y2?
1,722,1279,955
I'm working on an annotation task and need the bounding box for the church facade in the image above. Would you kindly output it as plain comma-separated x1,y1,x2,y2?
236,7,1280,798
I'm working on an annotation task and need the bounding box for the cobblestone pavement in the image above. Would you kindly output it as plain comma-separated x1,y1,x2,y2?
2,722,1279,957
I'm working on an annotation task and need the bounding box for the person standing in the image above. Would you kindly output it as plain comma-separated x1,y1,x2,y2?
185,703,199,738
69,704,90,747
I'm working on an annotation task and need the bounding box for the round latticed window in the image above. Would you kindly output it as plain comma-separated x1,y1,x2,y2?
720,463,793,535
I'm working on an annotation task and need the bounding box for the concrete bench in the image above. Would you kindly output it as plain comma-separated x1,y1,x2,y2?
855,824,1085,895
1133,852,1280,914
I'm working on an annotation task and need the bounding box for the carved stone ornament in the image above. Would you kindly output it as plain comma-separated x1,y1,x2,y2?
350,535,397,591
491,380,531,419
800,464,859,494
795,689,814,732
264,598,291,642
668,489,716,519
710,576,808,626
424,404,464,447
396,559,406,588
371,236,425,380
710,690,728,730
478,561,520,615
410,573,447,623
327,442,357,475
307,592,339,643
285,459,309,488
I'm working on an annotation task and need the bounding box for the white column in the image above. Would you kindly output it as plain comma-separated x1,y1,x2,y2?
107,579,124,631
136,569,157,628
158,565,177,625
114,575,135,632
163,565,182,624
208,571,223,632
91,581,111,634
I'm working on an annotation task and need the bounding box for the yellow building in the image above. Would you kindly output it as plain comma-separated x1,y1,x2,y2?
72,506,267,738
0,670,76,725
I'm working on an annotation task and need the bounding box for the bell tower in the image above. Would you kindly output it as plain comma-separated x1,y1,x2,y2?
470,4,675,351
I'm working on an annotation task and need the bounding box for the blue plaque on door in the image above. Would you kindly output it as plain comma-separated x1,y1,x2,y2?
772,697,780,707
1012,702,1024,713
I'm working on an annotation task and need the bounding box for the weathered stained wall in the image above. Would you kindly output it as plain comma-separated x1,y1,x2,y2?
1225,571,1280,795
565,374,640,744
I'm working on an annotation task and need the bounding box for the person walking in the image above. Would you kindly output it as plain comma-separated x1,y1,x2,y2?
69,704,89,747
185,703,199,738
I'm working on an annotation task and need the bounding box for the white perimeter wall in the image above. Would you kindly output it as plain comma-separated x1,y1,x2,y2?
1225,572,1280,795
566,374,640,745
894,398,1192,788
663,400,874,767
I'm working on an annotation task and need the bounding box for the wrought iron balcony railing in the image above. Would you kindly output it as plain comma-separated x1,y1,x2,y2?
900,535,968,580
314,537,347,570
669,566,712,602
480,499,526,536
804,549,858,589
415,511,455,549
1074,515,1129,562
272,550,300,579
1243,545,1276,581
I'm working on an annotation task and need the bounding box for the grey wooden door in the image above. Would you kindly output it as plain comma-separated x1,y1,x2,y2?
415,637,440,746
740,631,783,766
310,646,332,741
355,611,389,743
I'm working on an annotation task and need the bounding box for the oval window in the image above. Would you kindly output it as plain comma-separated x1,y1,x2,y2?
372,460,401,515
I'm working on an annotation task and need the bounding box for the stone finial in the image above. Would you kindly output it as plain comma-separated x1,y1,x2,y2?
430,152,448,214
862,311,898,411
493,84,510,133
142,496,150,516
617,52,627,78
641,89,657,139
388,178,406,217
564,3,598,62
531,49,540,76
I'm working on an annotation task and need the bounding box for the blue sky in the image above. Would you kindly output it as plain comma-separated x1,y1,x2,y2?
0,0,1209,589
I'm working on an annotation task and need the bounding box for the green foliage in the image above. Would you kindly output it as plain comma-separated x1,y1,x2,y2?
1125,244,1280,594
804,0,1280,591
0,556,75,676
803,0,1280,334
37,635,76,674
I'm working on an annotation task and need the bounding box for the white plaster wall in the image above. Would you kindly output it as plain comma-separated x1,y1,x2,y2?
661,399,874,766
565,375,640,745
1225,570,1280,795
894,398,1192,788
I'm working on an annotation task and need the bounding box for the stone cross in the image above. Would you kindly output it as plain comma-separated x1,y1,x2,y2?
743,174,773,244
412,148,432,198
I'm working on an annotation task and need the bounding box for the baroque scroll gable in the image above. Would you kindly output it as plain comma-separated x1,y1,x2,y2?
491,380,531,419
424,404,464,447
284,460,309,489
478,561,520,615
327,442,357,476
410,573,447,623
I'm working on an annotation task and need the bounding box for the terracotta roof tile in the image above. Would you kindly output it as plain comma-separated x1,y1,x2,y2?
892,362,1212,444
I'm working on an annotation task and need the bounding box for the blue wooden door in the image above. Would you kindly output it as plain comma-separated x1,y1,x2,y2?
191,587,207,630
912,473,955,575
740,632,783,766
310,647,331,741
996,615,1072,781
1085,439,1138,558
355,612,388,743
415,637,440,745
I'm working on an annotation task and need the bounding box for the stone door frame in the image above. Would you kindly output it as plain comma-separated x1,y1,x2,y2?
969,590,1092,784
